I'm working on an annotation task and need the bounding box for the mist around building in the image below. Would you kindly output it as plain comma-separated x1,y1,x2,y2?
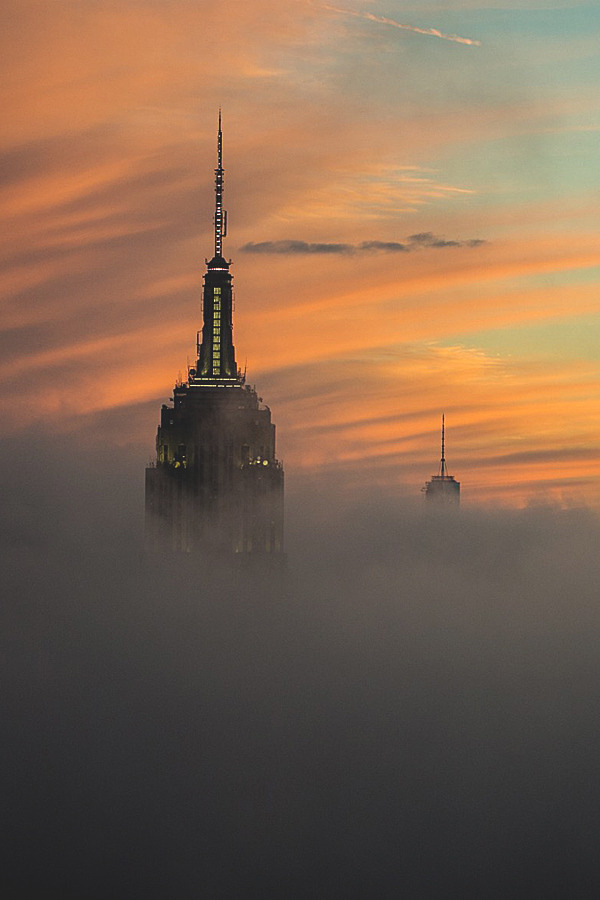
4,428,600,898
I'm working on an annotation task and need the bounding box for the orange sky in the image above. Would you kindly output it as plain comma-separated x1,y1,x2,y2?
1,0,599,506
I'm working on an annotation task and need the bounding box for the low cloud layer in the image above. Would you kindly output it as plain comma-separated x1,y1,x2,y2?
241,232,487,255
3,432,600,897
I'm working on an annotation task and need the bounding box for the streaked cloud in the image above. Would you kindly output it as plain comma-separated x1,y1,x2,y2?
260,342,600,506
0,0,598,507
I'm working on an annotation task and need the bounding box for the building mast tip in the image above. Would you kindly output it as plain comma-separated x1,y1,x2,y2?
214,109,226,258
440,414,448,478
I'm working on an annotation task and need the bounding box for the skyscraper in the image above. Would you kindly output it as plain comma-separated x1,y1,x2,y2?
145,114,284,559
424,415,460,504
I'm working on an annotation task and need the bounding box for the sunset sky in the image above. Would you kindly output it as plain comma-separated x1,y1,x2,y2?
2,0,600,506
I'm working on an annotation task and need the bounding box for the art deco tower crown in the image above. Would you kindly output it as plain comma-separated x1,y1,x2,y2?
145,115,284,559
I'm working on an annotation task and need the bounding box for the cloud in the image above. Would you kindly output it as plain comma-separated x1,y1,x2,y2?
0,0,598,513
241,239,355,255
256,344,600,507
2,429,600,896
240,234,487,255
320,3,482,46
408,232,486,248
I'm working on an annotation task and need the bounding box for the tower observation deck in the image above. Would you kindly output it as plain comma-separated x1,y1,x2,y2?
424,415,460,505
145,114,284,559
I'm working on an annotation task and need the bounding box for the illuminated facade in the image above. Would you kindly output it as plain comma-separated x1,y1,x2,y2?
145,115,284,558
424,415,460,504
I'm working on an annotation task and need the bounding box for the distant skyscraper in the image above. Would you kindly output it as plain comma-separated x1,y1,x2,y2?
424,415,460,504
145,114,284,559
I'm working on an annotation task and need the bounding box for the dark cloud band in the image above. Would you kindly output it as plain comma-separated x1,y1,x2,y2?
240,233,487,255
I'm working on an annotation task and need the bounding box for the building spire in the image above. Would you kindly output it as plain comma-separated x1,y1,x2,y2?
439,414,448,477
193,110,237,383
214,108,227,259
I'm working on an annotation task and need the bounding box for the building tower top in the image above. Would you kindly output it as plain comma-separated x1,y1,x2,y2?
424,414,460,504
145,114,284,560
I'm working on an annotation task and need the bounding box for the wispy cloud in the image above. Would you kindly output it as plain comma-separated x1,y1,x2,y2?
320,3,481,47
241,233,487,255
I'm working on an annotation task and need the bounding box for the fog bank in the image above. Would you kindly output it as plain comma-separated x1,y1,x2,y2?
3,435,600,897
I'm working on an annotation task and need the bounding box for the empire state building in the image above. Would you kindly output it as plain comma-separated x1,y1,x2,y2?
145,115,284,559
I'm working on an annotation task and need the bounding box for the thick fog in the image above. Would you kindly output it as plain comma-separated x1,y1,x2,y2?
3,432,600,898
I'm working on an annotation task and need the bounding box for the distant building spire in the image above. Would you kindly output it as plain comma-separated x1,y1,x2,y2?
424,414,460,504
214,108,227,260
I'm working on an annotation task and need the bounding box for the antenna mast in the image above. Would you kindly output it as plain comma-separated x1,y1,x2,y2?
440,414,448,478
214,109,227,259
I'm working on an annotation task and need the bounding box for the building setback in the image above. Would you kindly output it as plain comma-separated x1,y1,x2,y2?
424,415,460,504
145,115,284,558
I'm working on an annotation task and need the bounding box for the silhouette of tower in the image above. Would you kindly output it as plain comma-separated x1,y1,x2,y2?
424,415,460,504
145,114,284,559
